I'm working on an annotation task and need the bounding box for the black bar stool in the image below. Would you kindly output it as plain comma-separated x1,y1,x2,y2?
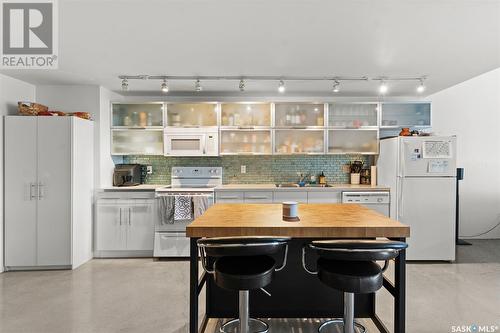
302,239,408,333
198,236,290,333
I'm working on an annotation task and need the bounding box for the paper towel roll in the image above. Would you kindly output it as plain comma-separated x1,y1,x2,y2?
371,166,377,186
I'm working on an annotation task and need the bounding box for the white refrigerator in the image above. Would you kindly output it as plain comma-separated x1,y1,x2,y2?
377,136,456,261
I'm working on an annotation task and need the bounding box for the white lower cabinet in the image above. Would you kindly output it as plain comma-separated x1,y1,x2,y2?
273,191,308,203
307,192,341,203
95,196,155,257
216,191,244,203
244,191,273,203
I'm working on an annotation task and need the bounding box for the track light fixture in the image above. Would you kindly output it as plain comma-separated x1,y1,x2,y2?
278,80,286,93
417,79,426,93
121,79,128,91
118,75,427,94
195,79,202,92
379,80,388,94
160,79,169,93
332,80,340,93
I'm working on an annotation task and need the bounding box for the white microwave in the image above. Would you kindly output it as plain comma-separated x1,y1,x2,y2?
164,128,219,156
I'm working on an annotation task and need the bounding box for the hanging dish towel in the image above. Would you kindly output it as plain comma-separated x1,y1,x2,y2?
193,196,210,219
174,196,193,221
158,196,175,225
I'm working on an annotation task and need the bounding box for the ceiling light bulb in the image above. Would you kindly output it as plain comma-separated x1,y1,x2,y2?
239,79,246,92
332,80,340,93
160,79,169,93
379,81,388,94
417,80,426,93
278,80,285,93
195,79,202,92
121,79,128,91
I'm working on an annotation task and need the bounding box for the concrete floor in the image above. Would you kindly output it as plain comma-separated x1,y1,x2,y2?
0,240,499,333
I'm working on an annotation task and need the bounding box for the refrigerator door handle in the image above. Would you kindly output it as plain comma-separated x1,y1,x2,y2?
29,183,37,200
398,178,404,219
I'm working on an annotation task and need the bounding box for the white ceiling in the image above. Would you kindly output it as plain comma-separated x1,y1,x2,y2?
1,0,499,97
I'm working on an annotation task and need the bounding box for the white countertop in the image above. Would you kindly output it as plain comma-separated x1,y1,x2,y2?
101,183,390,192
101,184,165,191
216,184,390,191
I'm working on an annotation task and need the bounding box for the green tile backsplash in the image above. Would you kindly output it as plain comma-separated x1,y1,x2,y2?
123,155,371,185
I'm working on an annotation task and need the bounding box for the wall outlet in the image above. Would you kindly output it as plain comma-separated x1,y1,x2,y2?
342,164,350,173
146,165,153,174
241,165,246,174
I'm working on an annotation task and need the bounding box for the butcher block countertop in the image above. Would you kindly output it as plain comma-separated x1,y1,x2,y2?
186,203,409,238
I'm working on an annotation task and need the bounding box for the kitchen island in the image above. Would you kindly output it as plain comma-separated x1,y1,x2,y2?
187,203,410,333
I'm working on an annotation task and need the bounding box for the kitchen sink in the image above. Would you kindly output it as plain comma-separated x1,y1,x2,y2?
275,183,332,188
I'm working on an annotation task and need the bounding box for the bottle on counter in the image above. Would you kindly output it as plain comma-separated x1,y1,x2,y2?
319,171,326,185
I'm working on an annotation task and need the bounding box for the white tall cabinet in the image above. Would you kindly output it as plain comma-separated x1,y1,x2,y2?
4,116,94,270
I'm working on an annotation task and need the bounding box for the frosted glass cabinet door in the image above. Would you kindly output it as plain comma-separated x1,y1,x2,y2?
112,103,164,127
111,130,163,155
220,130,272,154
275,130,324,154
275,103,325,127
381,103,431,127
166,103,217,127
221,103,271,127
328,129,378,154
329,103,378,127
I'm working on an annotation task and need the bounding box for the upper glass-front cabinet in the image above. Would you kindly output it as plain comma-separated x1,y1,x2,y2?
220,130,272,155
328,129,378,154
274,103,325,127
221,103,271,127
111,129,163,155
381,102,431,128
274,129,324,154
166,103,217,127
112,103,164,128
328,103,378,128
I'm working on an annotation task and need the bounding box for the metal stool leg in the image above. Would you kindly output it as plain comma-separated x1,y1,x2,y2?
344,293,355,333
239,291,249,333
318,292,366,333
219,290,269,333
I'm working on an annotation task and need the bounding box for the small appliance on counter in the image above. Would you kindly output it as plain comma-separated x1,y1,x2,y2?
113,164,142,186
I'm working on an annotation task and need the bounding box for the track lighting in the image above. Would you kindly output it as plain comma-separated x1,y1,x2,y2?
121,79,128,91
417,79,426,93
278,80,285,93
379,81,388,94
195,79,202,92
118,75,427,94
160,79,169,93
332,80,340,93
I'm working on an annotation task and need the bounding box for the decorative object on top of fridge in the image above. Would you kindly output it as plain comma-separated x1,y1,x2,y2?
18,102,49,116
399,127,411,136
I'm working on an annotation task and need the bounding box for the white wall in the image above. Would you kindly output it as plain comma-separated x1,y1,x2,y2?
0,74,36,272
99,87,123,187
36,85,101,186
429,67,500,239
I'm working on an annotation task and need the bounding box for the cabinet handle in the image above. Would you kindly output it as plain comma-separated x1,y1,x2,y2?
129,207,132,225
218,196,240,199
246,196,269,199
29,183,37,200
119,208,122,225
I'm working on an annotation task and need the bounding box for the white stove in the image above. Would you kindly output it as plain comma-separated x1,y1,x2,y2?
154,167,222,257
